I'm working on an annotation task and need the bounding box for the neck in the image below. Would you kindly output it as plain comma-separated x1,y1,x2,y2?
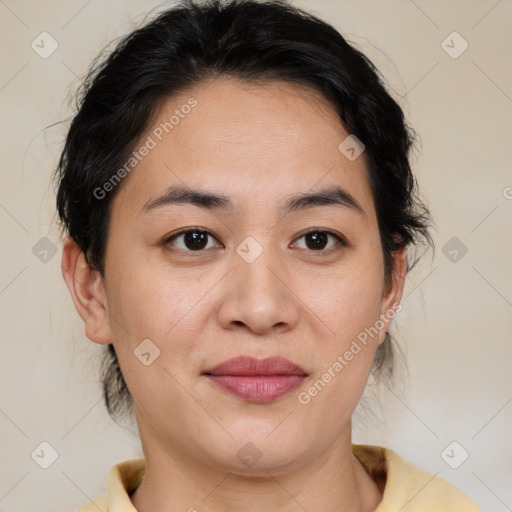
130,422,382,512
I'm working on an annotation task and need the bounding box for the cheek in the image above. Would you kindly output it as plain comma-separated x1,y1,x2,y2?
106,238,208,334
104,251,219,388
103,267,211,418
328,285,383,349
301,254,385,349
297,273,384,427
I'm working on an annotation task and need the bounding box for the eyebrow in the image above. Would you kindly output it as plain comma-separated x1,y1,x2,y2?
140,183,365,217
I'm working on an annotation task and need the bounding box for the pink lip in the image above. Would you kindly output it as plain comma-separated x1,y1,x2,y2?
203,356,308,403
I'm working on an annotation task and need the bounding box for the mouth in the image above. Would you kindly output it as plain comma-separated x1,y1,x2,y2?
202,356,308,403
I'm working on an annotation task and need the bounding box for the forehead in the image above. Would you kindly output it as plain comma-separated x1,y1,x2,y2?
111,77,375,222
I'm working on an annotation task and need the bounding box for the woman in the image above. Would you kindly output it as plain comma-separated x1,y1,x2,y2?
54,0,480,510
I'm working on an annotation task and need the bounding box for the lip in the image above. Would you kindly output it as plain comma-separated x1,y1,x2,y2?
205,356,307,376
203,356,308,403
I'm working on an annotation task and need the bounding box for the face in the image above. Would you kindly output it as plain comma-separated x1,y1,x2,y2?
64,77,405,475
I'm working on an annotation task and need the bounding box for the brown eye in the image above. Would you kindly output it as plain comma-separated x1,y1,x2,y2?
163,228,346,256
293,230,346,253
165,229,221,253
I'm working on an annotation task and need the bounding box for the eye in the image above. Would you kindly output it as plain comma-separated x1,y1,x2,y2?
163,228,347,255
292,229,346,253
163,229,222,254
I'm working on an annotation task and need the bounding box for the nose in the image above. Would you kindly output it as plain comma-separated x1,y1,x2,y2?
217,244,299,336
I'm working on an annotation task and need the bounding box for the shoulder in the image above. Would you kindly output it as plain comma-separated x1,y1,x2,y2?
353,444,481,512
74,458,145,512
75,496,107,512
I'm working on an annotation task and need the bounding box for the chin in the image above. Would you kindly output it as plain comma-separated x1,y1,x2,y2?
199,422,314,475
209,444,311,477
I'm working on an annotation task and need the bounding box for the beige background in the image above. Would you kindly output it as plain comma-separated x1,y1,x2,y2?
1,0,511,510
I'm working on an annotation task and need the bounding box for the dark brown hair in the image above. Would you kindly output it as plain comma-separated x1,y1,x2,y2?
53,0,432,424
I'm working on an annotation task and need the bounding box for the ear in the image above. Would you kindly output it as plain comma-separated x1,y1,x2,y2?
61,236,113,345
376,247,407,344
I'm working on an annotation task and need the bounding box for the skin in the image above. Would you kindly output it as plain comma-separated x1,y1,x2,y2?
62,77,406,512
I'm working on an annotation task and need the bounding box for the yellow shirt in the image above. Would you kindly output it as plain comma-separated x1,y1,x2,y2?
77,445,480,511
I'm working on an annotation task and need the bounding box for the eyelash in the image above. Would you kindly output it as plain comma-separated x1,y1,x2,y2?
162,228,347,256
